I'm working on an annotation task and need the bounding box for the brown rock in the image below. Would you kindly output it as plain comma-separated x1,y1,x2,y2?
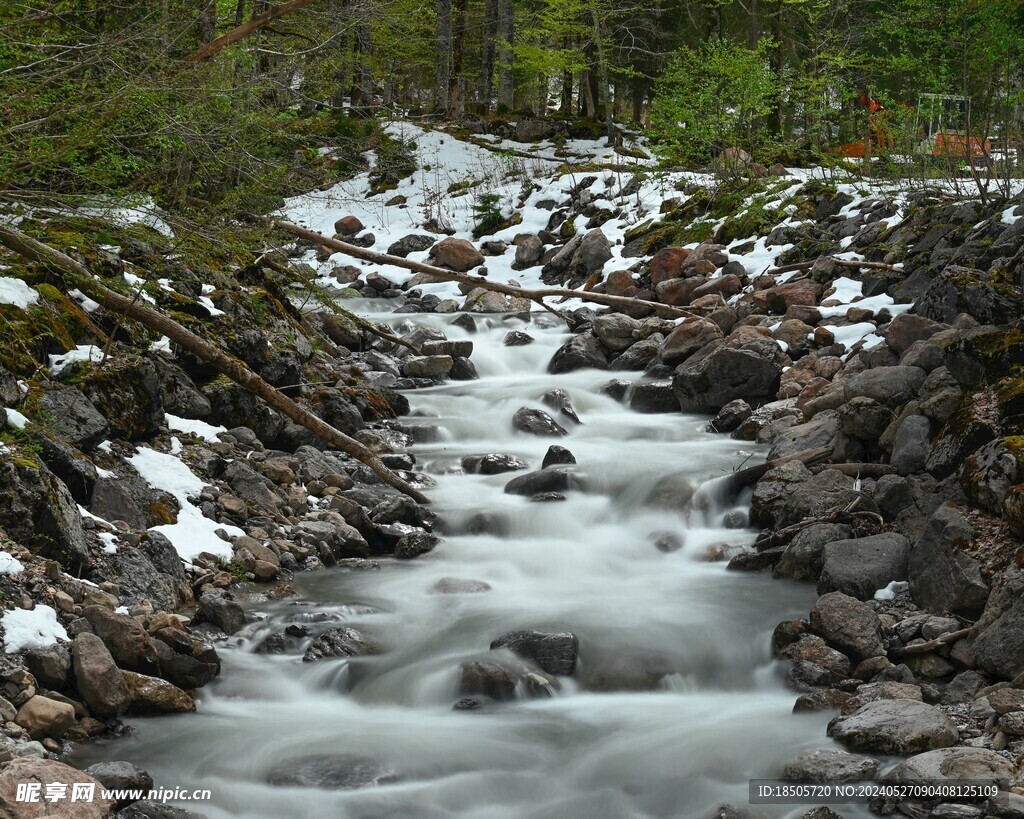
649,247,690,286
71,633,128,718
430,237,484,272
15,695,75,740
122,671,195,715
752,281,823,314
690,274,742,301
655,276,706,306
0,759,116,818
81,606,159,674
604,270,637,297
659,318,724,365
334,215,364,236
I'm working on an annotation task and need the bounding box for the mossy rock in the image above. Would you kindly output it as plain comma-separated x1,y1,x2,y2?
79,357,165,440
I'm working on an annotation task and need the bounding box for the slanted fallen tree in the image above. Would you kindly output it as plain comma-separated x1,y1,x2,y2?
261,217,703,321
0,223,430,504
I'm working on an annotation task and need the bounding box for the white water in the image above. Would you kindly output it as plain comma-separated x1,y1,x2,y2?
81,307,840,818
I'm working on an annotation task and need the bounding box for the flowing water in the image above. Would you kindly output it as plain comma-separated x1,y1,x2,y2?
80,306,838,818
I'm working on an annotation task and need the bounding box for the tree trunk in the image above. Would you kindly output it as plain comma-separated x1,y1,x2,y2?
197,0,217,44
479,0,499,112
0,225,430,505
591,12,614,142
352,20,373,115
448,0,468,115
434,0,453,115
496,0,514,113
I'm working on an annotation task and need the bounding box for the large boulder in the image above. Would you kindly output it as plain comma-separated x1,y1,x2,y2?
809,592,885,661
673,347,781,414
81,606,159,674
303,627,374,662
817,534,911,601
113,531,193,612
574,229,613,275
592,314,640,352
547,333,609,373
915,265,1019,326
882,747,1015,787
960,438,1023,514
883,314,947,355
429,237,484,272
15,695,75,740
968,568,1024,680
889,415,931,475
37,387,109,451
659,319,724,366
841,366,928,410
512,407,568,437
774,524,854,583
81,358,164,440
72,633,128,718
490,631,578,676
122,671,195,714
908,503,989,618
0,759,116,818
827,700,958,754
780,748,880,783
752,463,870,530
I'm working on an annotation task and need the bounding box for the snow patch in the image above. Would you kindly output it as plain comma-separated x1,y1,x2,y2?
4,408,28,429
48,345,105,376
165,413,227,443
0,552,24,576
3,605,68,653
874,580,909,601
0,277,39,310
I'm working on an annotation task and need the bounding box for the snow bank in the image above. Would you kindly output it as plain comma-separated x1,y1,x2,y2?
128,447,243,561
3,605,68,653
0,552,24,576
165,413,226,443
0,277,39,310
48,345,105,376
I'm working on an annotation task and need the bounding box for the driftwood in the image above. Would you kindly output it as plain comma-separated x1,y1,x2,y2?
0,224,430,504
810,462,896,478
714,445,833,501
752,495,884,553
263,218,701,320
889,628,973,657
768,257,903,275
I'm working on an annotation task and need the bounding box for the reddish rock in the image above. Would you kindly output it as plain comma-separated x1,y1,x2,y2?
649,247,690,286
752,280,823,313
429,237,484,272
690,274,742,301
883,313,947,355
814,327,836,346
690,294,726,309
334,215,365,236
795,376,832,407
0,759,116,818
688,258,718,276
655,276,706,306
660,319,725,365
605,270,637,297
785,304,823,324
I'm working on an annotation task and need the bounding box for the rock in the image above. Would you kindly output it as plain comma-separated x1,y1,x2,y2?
542,445,575,468
793,689,852,713
660,319,725,366
541,388,581,424
122,671,195,714
915,265,1019,325
673,347,781,414
837,397,893,442
72,633,128,717
817,534,911,601
302,627,373,662
629,380,678,413
779,635,851,678
884,314,946,355
513,235,544,268
37,387,109,451
267,754,396,790
194,592,245,635
503,330,533,346
827,700,958,754
24,645,71,691
114,800,205,818
490,631,578,676
462,454,528,474
430,237,484,272
810,592,885,661
152,640,217,690
334,215,364,236
774,524,853,582
942,670,987,704
401,355,453,379
766,412,840,462
883,747,1015,787
575,229,613,274
842,681,923,713
592,314,640,352
15,695,75,740
890,415,931,475
459,660,517,700
432,578,492,594
999,711,1024,734
710,400,751,433
752,463,870,530
504,468,574,497
81,358,164,440
83,761,153,809
387,234,435,257
969,569,1024,680
512,407,568,437
82,606,159,674
961,438,1023,515
649,247,690,285
0,759,116,817
780,747,880,783
547,334,609,373
909,504,989,619
838,366,928,410
988,688,1024,715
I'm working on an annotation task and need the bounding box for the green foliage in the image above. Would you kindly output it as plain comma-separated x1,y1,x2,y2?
649,39,779,166
471,193,505,238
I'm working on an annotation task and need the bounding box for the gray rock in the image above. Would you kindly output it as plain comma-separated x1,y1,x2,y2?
459,660,518,700
960,438,1023,514
818,533,911,601
780,747,880,783
504,468,574,496
766,412,840,461
401,355,453,379
673,347,781,414
462,454,528,474
968,569,1024,680
840,366,928,409
542,445,575,468
267,755,396,789
195,593,245,635
513,235,544,268
593,314,640,352
574,228,613,274
890,415,931,475
387,234,435,257
837,396,894,442
827,700,958,754
81,358,164,440
541,388,581,424
114,531,194,612
711,400,752,433
24,644,71,691
547,333,609,374
882,747,1014,786
774,524,853,582
490,630,578,676
37,387,109,451
810,592,885,661
512,407,568,437
84,761,153,808
629,380,678,413
909,503,989,618
302,627,374,662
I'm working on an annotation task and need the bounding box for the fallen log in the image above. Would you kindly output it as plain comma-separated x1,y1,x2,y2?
698,445,833,505
810,462,896,478
0,224,430,504
768,257,903,275
889,628,972,658
261,218,701,320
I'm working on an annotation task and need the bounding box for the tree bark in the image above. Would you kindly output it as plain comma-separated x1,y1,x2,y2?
434,0,453,114
0,224,430,504
448,0,468,116
496,0,514,113
479,0,499,112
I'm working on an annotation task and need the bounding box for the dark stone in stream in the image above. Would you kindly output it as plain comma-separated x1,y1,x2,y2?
462,454,528,474
302,627,375,662
601,379,631,401
84,762,153,808
194,592,245,636
542,388,581,424
530,492,567,502
452,697,487,710
542,445,576,468
267,755,398,790
490,630,579,676
459,660,518,700
432,577,492,594
503,330,534,346
450,313,477,333
652,532,685,553
504,468,574,496
512,407,568,437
